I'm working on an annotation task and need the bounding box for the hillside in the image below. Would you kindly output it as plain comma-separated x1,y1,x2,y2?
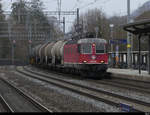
131,0,150,19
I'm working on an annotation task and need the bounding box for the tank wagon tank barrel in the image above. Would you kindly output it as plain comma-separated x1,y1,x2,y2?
44,42,56,64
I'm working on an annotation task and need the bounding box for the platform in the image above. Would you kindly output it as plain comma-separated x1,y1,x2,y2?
107,68,150,83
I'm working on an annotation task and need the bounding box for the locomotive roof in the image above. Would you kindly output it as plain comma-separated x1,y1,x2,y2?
78,38,107,44
66,39,78,44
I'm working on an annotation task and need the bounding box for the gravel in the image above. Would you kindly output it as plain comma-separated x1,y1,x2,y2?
0,104,5,112
30,67,150,105
0,69,121,112
0,73,42,112
69,79,150,104
4,65,150,112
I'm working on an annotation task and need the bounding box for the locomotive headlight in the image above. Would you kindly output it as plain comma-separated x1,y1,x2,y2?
100,60,105,63
91,55,96,60
83,60,87,63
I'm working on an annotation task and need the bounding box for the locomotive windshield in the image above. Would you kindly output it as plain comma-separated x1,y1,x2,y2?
78,43,105,54
96,44,105,53
81,44,92,54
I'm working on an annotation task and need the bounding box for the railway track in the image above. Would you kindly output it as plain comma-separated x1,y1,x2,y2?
29,65,150,94
105,78,150,89
0,77,52,112
91,79,150,94
16,66,150,112
0,95,14,112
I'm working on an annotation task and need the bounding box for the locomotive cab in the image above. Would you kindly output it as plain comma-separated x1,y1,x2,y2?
77,38,108,65
78,43,107,54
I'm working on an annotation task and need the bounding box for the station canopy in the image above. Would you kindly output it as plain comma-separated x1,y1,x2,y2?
123,19,150,75
123,19,150,35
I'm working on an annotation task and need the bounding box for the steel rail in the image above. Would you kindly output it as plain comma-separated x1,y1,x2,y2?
93,79,150,94
105,79,150,89
0,78,52,112
111,76,150,84
0,95,14,112
17,66,144,112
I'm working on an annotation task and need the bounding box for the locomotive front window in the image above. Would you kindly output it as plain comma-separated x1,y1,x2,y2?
96,44,105,53
81,44,92,54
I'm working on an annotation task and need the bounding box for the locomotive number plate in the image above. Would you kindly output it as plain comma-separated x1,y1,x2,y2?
90,60,97,63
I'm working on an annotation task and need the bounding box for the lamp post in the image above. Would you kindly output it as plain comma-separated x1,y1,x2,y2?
110,24,114,67
12,40,16,65
95,27,99,38
110,24,114,53
127,0,132,68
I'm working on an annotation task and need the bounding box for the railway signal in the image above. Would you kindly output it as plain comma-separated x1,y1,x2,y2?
29,40,32,44
12,40,16,65
13,40,16,44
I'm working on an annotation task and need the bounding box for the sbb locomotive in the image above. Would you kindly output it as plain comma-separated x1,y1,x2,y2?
30,38,108,77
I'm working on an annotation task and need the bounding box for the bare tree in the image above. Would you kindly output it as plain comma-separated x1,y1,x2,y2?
0,0,10,58
71,8,110,39
8,0,61,62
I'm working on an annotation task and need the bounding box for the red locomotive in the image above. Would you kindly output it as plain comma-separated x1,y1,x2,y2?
31,38,108,77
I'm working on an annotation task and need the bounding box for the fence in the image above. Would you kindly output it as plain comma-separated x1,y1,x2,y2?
108,51,148,70
0,58,27,66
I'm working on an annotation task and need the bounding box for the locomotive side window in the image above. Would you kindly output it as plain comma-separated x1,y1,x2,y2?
81,44,92,54
68,48,70,53
77,44,81,53
65,48,68,54
65,48,67,54
96,44,105,53
105,44,108,53
70,48,72,54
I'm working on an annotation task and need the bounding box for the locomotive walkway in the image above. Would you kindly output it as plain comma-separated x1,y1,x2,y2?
108,68,150,83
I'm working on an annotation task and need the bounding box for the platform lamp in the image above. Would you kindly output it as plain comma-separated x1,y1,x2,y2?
110,24,114,67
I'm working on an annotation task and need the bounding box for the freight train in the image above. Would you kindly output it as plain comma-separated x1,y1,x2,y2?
30,38,108,77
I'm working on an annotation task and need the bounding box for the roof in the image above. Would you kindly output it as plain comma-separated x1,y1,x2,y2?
78,38,107,44
66,39,78,44
123,19,150,35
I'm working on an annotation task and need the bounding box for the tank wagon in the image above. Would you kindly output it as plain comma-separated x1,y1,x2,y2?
30,38,108,77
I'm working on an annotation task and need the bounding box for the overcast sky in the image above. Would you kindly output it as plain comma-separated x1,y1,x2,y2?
1,0,150,32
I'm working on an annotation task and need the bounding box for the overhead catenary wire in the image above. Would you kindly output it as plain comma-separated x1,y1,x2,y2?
79,0,111,10
71,0,83,11
72,2,78,11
